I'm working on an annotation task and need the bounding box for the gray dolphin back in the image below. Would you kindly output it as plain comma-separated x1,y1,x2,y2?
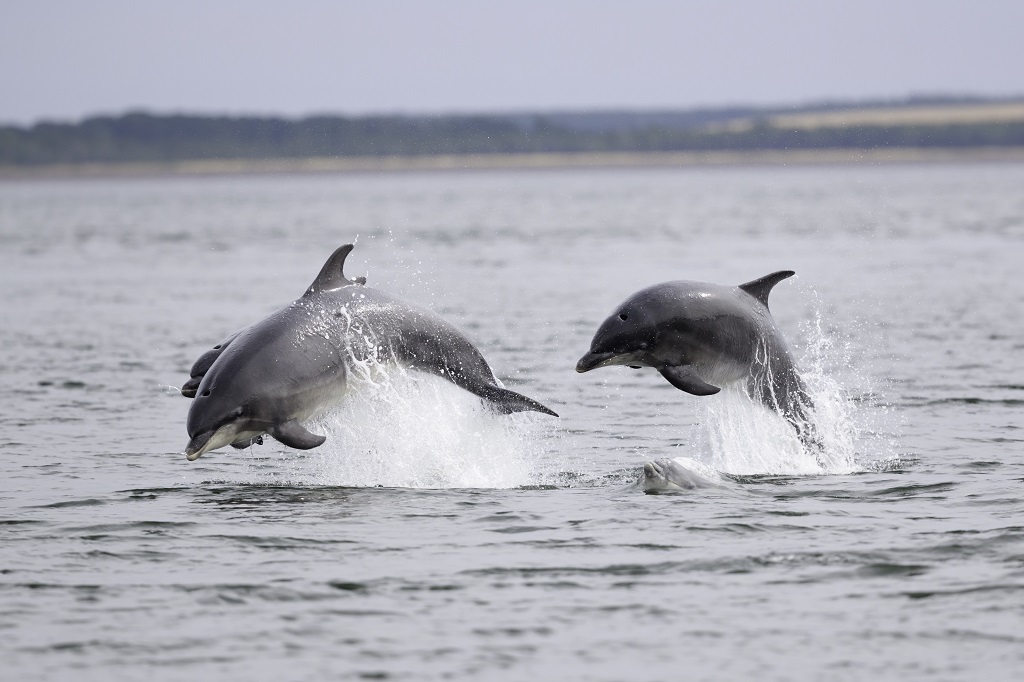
301,244,557,417
350,292,558,417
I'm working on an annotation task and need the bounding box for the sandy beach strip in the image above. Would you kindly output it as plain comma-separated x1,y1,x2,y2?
3,147,1024,180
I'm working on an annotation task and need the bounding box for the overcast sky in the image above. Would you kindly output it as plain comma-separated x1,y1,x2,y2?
2,0,1022,125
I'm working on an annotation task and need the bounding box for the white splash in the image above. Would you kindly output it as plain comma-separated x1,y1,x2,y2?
684,305,884,477
260,365,549,489
689,384,831,475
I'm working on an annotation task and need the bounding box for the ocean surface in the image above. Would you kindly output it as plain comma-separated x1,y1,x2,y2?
1,163,1022,681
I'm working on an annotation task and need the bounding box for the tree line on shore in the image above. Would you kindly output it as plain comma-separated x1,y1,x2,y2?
2,105,1023,165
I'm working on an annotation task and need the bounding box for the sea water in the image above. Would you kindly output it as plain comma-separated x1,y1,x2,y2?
1,164,1022,680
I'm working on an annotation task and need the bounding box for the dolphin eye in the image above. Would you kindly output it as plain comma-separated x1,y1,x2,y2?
201,390,211,397
618,313,629,321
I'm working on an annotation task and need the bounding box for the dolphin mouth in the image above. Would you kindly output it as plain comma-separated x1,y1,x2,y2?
575,351,616,373
641,460,682,494
180,376,202,398
184,431,215,461
643,460,666,481
641,460,684,493
576,350,646,373
185,418,270,461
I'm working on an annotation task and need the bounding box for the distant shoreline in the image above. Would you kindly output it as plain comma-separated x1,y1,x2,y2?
3,147,1024,180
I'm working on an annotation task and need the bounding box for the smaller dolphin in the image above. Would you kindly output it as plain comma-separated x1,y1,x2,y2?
183,244,557,461
641,458,722,493
575,271,817,443
180,329,243,399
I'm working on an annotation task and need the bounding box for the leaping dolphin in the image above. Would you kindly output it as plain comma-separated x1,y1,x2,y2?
575,271,817,444
182,244,557,461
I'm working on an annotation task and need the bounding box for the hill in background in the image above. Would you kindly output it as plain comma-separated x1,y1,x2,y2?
2,95,1023,170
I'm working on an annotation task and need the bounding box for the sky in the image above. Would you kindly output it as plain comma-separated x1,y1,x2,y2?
2,0,1023,125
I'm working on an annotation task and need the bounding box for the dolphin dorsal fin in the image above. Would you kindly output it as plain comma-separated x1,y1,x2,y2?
304,244,363,296
738,270,795,309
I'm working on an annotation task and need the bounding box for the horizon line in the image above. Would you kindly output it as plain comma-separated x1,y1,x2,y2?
6,92,1024,129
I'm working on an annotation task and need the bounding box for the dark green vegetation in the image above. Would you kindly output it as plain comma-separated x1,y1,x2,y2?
2,97,1023,166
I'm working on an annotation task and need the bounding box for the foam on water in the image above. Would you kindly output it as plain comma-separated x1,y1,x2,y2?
661,456,727,487
688,384,829,475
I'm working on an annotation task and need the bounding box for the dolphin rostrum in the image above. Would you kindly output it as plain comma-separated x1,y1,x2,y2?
575,271,817,444
182,244,557,460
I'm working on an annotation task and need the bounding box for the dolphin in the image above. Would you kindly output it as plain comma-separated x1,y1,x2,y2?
182,244,557,461
641,458,723,493
575,271,817,444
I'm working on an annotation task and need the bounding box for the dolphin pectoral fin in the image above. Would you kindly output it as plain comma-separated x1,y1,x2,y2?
270,421,327,450
658,366,721,396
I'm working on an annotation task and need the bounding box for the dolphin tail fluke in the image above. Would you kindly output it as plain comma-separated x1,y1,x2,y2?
270,420,327,450
783,395,825,453
470,384,559,417
769,375,825,454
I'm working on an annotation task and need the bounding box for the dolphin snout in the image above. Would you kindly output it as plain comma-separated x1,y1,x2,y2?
575,351,615,373
184,425,240,461
184,431,214,461
180,376,202,398
643,461,664,480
